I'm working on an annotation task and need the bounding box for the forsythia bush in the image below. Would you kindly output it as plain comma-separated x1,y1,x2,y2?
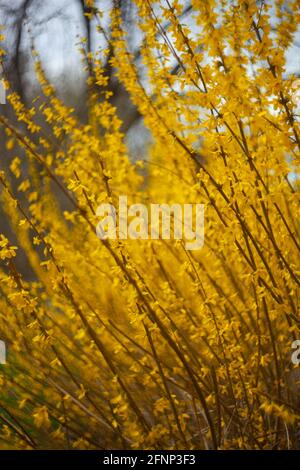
0,0,300,449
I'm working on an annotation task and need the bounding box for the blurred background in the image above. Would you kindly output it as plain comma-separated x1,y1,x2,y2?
0,0,154,276
0,0,299,277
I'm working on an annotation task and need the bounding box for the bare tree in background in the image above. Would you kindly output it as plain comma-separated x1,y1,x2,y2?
0,0,149,276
